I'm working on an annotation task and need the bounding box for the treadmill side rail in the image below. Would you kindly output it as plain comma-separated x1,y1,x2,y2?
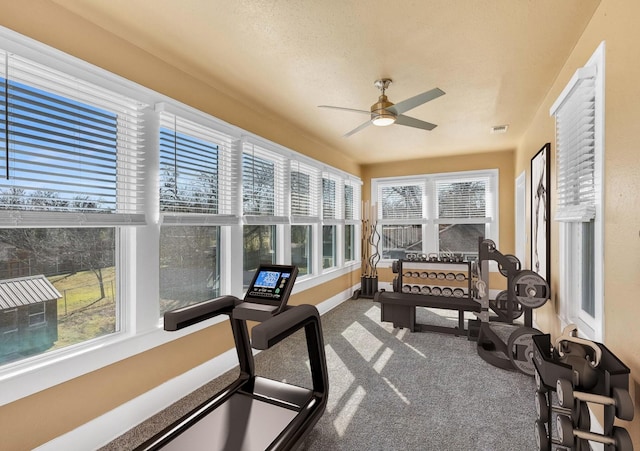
251,304,319,350
164,295,241,331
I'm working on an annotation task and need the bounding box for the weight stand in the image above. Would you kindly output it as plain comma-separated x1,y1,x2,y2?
474,238,547,376
533,331,634,451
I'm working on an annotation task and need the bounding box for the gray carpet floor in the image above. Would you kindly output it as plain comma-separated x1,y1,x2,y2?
102,298,537,450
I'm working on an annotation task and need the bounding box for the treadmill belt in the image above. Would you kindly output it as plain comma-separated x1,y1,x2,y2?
161,393,298,451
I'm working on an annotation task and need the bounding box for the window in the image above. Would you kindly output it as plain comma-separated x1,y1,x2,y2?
242,141,287,285
158,110,235,314
291,161,319,218
243,225,276,286
373,170,498,260
291,225,312,275
322,225,336,269
322,173,343,269
290,161,320,276
550,42,604,340
242,141,286,218
0,48,144,363
344,180,361,262
377,182,425,259
28,303,45,326
435,176,494,258
0,27,362,402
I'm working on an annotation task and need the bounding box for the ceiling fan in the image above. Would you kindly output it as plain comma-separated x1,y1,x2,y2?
318,78,445,137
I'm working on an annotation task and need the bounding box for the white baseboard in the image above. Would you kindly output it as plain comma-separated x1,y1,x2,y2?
35,287,355,451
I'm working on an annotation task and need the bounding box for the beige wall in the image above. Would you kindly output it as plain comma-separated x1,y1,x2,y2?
2,0,640,448
362,149,515,289
515,0,640,443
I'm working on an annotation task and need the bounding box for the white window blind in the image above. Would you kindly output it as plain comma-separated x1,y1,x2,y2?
344,179,361,221
290,160,320,219
322,173,343,221
159,112,237,222
242,140,287,221
551,67,597,222
436,176,491,222
0,51,146,226
378,183,423,220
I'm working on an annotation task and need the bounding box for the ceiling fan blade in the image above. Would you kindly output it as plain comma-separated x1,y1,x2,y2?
318,105,371,115
343,120,372,137
395,114,437,131
387,88,445,115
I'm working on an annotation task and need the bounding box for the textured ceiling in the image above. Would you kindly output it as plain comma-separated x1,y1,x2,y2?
53,0,600,164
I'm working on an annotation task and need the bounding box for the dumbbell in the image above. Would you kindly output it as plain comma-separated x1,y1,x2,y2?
535,391,591,429
556,415,633,450
534,419,549,451
556,378,635,421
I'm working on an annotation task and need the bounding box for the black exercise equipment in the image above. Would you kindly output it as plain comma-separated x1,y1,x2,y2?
533,324,634,451
374,256,481,336
135,264,329,451
473,238,548,375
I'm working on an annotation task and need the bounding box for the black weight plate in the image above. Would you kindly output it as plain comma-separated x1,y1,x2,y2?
534,420,549,451
507,327,543,376
512,270,549,309
498,254,521,277
392,260,400,274
535,392,549,423
490,290,524,320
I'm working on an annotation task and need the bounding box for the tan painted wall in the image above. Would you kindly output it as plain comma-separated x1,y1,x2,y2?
361,149,515,290
515,0,640,443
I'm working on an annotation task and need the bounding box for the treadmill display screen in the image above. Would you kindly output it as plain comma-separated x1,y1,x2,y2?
248,270,292,300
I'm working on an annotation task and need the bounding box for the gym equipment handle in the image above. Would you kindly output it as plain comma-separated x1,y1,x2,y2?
555,324,602,368
252,304,321,350
164,295,241,331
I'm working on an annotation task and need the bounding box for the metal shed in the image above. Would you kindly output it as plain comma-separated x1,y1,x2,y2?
0,275,61,361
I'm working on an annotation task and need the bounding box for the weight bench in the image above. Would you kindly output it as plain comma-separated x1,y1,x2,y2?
374,291,481,336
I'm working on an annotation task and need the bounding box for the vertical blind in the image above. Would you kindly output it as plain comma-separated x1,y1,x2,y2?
0,50,146,225
159,112,237,219
551,68,596,222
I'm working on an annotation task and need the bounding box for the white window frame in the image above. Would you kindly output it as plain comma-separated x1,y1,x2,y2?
551,42,605,341
372,169,499,265
0,26,362,407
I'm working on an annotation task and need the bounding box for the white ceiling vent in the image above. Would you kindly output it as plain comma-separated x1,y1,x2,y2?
491,124,509,134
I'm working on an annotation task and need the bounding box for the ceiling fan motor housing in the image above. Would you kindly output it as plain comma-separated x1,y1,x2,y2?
371,94,396,125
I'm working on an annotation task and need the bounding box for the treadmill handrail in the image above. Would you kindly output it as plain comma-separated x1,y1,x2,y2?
252,304,329,398
251,304,319,350
164,295,241,331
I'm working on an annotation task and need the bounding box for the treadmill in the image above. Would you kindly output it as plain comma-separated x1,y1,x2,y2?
135,264,329,451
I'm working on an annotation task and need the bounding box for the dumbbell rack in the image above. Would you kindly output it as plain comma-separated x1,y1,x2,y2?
374,256,481,336
532,334,633,451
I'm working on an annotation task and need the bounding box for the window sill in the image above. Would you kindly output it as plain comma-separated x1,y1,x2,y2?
0,313,226,407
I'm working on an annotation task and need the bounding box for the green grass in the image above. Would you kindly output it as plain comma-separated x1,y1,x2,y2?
50,267,117,349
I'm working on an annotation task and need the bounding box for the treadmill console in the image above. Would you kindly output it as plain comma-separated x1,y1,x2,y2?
242,264,298,317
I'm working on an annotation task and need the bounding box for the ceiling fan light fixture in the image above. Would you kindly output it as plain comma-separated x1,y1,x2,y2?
372,113,396,126
371,93,396,126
